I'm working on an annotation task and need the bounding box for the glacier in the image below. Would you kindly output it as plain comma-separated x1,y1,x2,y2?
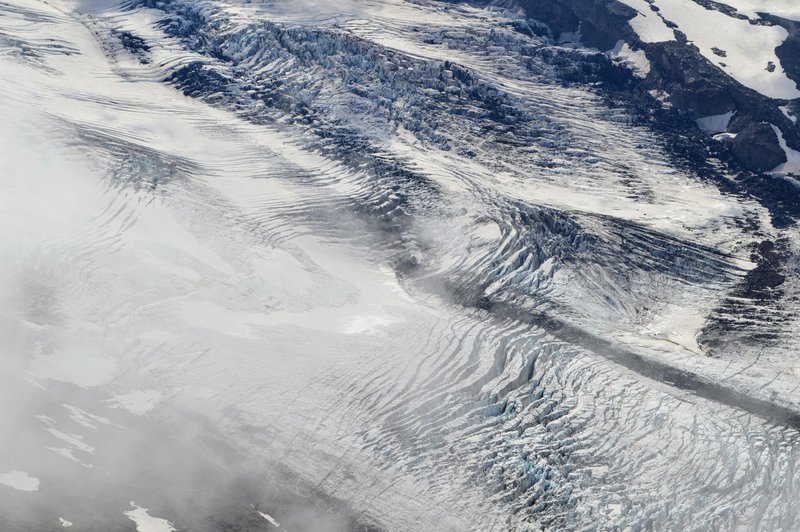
1,0,800,530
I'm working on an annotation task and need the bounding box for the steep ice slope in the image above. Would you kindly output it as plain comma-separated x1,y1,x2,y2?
3,0,800,530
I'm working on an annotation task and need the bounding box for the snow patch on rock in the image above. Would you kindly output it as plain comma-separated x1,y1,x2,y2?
770,124,800,174
258,511,280,527
618,0,676,43
781,106,797,124
610,40,651,78
124,502,177,532
696,111,735,134
651,0,800,99
107,391,163,416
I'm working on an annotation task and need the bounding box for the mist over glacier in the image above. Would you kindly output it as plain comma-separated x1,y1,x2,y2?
2,0,800,530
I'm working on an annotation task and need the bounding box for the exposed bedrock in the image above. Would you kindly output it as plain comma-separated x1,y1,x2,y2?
517,0,800,174
520,0,638,50
730,121,787,173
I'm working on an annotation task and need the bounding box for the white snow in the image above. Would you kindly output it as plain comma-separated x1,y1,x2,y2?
650,0,800,99
770,124,800,174
713,0,800,21
644,305,706,355
618,0,676,43
344,315,395,334
610,40,651,78
471,221,502,242
107,391,163,416
63,404,111,429
1,0,799,529
0,470,40,492
696,111,735,134
46,447,93,468
713,132,738,141
536,257,556,277
258,511,280,528
45,428,95,455
781,106,797,124
124,502,177,532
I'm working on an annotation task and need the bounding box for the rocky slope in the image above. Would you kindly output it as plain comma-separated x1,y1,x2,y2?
517,0,800,175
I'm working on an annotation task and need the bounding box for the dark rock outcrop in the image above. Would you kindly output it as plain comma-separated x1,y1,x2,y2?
521,0,638,50
731,122,787,173
760,13,800,89
644,39,737,117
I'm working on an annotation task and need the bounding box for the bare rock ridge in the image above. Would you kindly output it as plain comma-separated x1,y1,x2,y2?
518,0,800,174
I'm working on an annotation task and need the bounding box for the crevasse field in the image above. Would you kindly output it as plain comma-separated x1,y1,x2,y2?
2,0,800,530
